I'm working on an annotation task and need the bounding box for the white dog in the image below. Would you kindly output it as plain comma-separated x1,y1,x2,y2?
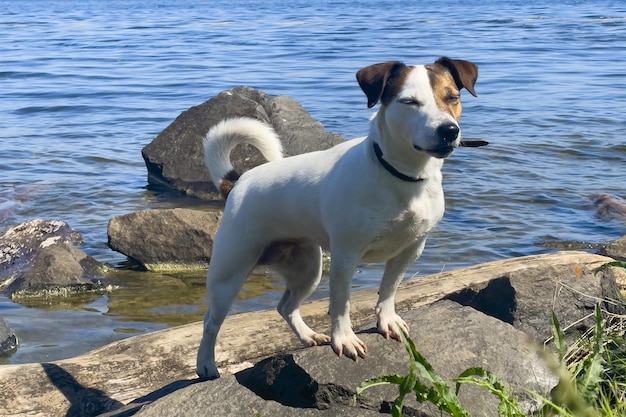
197,57,478,379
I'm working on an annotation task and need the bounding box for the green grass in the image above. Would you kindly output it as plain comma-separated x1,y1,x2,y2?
354,261,626,417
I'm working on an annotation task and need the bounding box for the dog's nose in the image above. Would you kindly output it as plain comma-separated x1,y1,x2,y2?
436,123,460,143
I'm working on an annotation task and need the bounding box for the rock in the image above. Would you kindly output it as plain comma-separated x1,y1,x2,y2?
0,220,111,298
0,317,17,357
445,258,626,343
0,252,616,417
107,208,221,271
590,193,626,221
3,243,111,299
1,219,80,285
602,234,626,261
141,86,344,200
127,301,553,417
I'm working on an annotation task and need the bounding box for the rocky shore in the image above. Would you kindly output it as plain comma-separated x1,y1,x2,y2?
0,252,624,417
1,87,625,416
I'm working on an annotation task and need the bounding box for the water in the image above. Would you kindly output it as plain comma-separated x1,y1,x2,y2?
1,0,625,364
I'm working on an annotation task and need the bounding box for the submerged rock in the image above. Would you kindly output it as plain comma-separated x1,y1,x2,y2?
141,86,344,200
0,317,17,357
590,193,626,221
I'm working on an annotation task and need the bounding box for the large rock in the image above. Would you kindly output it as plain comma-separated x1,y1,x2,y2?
131,301,553,417
0,317,17,357
445,258,626,343
0,252,618,417
141,86,344,199
107,208,221,271
0,220,111,298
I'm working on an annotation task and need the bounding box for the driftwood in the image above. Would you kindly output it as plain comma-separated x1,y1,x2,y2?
0,251,613,417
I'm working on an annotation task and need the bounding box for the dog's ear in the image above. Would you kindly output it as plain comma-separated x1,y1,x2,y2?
435,57,478,97
356,61,406,108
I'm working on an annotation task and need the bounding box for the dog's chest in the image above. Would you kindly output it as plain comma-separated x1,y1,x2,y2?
362,203,443,263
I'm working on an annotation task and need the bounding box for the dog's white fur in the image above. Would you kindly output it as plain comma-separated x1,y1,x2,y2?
197,58,478,379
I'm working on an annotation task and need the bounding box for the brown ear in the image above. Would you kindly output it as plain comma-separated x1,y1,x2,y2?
435,57,478,97
356,61,406,108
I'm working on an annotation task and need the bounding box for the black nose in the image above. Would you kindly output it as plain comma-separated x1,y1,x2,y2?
436,123,460,143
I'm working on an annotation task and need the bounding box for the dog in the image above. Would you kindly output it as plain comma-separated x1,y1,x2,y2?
196,57,478,379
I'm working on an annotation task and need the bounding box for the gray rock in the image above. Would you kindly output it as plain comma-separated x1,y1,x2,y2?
1,219,81,286
141,86,344,200
129,301,554,417
602,234,626,261
1,252,611,417
4,243,111,299
107,208,221,271
0,317,17,357
445,260,626,343
0,219,111,298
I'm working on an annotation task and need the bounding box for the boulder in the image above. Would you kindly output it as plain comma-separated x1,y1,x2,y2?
141,86,344,200
107,208,221,271
445,259,626,343
0,317,17,357
0,220,111,298
131,301,553,417
0,252,615,417
602,234,626,261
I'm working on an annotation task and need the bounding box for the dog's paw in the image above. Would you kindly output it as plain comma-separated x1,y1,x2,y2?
331,333,367,361
377,314,409,341
306,333,331,346
196,363,220,381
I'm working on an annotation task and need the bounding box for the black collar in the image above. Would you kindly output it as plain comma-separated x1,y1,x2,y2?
373,142,424,182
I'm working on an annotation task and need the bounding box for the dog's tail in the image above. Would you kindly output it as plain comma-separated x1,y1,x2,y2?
203,117,284,199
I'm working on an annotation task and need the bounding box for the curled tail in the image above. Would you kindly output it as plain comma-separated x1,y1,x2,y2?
203,117,284,199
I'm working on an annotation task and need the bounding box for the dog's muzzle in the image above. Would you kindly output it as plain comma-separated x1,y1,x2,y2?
414,122,460,159
437,122,460,144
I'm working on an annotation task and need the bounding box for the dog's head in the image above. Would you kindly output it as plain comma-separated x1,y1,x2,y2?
356,58,477,159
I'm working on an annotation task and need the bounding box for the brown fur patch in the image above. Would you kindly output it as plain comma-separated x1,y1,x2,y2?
427,65,463,121
219,169,240,200
379,64,413,107
356,62,412,108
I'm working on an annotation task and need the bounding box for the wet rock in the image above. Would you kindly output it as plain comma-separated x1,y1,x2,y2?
602,234,626,261
107,208,221,271
4,242,112,299
0,220,111,298
0,317,17,357
141,86,344,200
1,219,80,284
590,193,626,221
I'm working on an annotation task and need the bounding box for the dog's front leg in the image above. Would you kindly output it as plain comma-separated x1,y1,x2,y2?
328,251,367,361
376,237,427,341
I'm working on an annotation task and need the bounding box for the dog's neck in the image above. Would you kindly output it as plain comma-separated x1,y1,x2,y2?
368,110,439,182
372,142,424,182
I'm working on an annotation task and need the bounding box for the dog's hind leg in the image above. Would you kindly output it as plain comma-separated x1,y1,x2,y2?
272,243,330,347
196,246,258,380
376,236,427,341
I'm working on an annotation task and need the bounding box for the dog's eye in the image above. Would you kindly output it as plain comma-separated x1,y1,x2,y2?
398,98,422,107
446,95,460,103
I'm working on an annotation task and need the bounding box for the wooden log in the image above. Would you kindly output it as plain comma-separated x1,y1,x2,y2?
0,252,613,417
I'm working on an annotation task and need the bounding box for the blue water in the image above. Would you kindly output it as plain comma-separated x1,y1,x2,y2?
1,0,625,363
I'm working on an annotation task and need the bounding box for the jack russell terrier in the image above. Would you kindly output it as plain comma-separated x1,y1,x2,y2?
197,57,478,379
